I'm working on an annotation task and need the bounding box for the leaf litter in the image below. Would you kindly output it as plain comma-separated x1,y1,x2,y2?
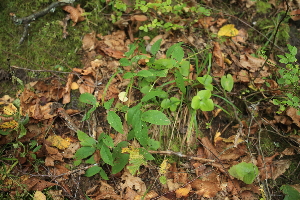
1,0,300,199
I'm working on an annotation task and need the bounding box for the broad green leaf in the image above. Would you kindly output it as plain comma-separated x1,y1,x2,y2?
127,104,142,125
191,96,201,110
141,90,167,102
281,185,300,200
99,167,109,180
199,99,214,111
75,147,96,160
141,110,170,125
77,130,96,147
179,60,190,77
171,46,184,62
119,58,131,66
85,166,101,177
166,42,183,58
137,70,154,77
85,156,96,164
82,106,97,121
221,74,234,92
175,69,186,95
150,38,162,55
99,133,114,147
228,162,259,184
100,145,113,166
107,111,124,134
152,58,176,69
103,98,114,110
161,99,171,109
135,126,149,148
112,141,129,174
148,69,168,77
79,93,97,106
147,138,160,150
197,75,212,86
197,90,212,99
123,72,136,79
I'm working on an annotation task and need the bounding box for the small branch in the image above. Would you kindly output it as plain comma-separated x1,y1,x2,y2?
148,150,215,163
11,0,76,44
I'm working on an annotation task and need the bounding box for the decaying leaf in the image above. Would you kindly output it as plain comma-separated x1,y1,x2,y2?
47,135,71,150
62,4,85,26
218,24,239,37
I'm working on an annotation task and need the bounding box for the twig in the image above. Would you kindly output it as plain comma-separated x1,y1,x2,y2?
148,150,215,163
11,0,76,44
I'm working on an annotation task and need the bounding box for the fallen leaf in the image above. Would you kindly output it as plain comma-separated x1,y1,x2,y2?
218,24,239,37
62,4,85,26
175,184,191,198
33,191,46,200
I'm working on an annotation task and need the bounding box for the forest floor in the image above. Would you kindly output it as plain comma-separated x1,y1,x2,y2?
0,0,300,200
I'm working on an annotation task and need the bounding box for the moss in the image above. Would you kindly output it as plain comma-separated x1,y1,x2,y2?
256,1,271,14
0,0,109,83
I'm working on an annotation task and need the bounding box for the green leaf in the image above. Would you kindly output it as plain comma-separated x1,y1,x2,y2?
100,145,113,166
287,44,297,56
152,58,176,69
77,130,96,147
147,138,160,150
150,38,162,55
228,162,259,184
141,90,167,102
199,99,214,111
123,72,136,79
79,93,98,106
175,69,186,95
127,104,142,126
171,46,184,62
99,133,114,147
104,98,114,110
112,141,129,174
159,176,167,184
82,106,97,121
179,60,190,77
197,75,213,86
135,126,149,148
75,147,96,160
137,70,154,77
141,110,171,125
161,99,171,109
119,58,131,66
191,95,201,110
99,167,109,180
221,74,234,92
85,165,101,177
85,156,96,164
107,111,124,134
197,90,212,99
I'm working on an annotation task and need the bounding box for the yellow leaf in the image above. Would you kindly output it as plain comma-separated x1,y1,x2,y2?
218,24,238,37
0,120,18,129
159,159,170,175
47,135,71,150
3,103,17,115
34,191,46,200
175,185,191,198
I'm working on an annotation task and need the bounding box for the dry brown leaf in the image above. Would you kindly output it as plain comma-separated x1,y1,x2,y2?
82,32,97,51
23,177,57,191
62,4,85,26
191,179,221,198
175,184,191,198
286,107,300,127
213,42,225,69
240,54,264,72
120,171,146,195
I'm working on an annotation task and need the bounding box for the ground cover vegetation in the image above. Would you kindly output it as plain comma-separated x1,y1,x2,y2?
0,0,300,199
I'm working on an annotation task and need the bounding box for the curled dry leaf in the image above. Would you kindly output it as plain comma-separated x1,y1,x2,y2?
131,15,148,22
62,4,85,26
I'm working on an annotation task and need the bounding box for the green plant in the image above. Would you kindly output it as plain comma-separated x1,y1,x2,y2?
228,162,259,184
280,185,300,200
273,44,300,114
79,93,100,121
